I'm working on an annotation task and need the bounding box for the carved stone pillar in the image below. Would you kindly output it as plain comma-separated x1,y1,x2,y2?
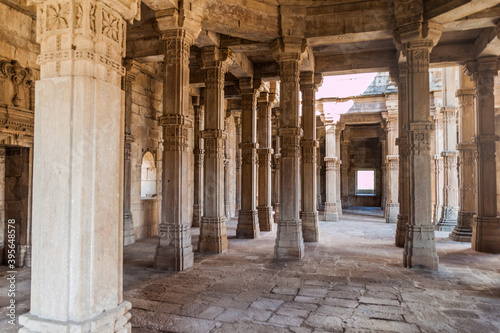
257,91,275,231
199,46,229,253
154,29,195,271
336,123,344,216
341,138,350,209
384,116,399,223
224,118,230,219
433,115,444,225
192,96,204,227
450,71,475,242
300,72,321,241
436,67,459,230
381,138,387,209
395,64,409,247
401,36,439,270
19,0,139,331
273,109,281,223
324,126,339,221
123,61,139,246
272,43,305,259
465,57,500,253
235,114,242,213
237,77,260,238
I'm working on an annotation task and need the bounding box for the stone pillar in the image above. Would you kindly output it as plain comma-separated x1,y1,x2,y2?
257,91,275,231
336,123,344,216
380,138,387,209
384,116,399,223
224,118,230,219
154,29,196,271
192,96,204,227
395,64,409,248
199,46,229,253
324,126,339,221
272,42,305,259
123,61,140,246
465,57,500,253
237,77,260,238
300,72,321,240
450,71,475,242
437,67,459,230
401,35,439,270
432,114,444,225
341,136,350,209
273,110,281,223
234,114,242,213
316,128,325,212
19,0,139,330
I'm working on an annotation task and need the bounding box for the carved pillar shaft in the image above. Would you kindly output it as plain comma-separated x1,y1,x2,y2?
466,57,500,253
257,92,274,231
324,126,338,222
396,65,409,248
235,115,242,213
385,118,399,223
237,78,260,238
192,96,204,227
450,71,475,242
273,117,281,223
154,29,194,272
274,52,304,259
335,124,343,216
224,118,230,219
300,72,320,241
403,40,438,270
123,68,136,246
200,47,229,253
340,140,350,209
20,0,139,330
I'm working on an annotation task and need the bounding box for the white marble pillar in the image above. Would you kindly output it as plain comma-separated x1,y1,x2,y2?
199,46,229,253
19,0,139,330
272,41,305,259
401,31,439,270
465,57,500,253
257,91,275,231
300,72,321,241
155,28,198,271
395,65,409,248
384,116,399,223
192,96,204,227
324,125,339,221
437,67,459,230
450,70,475,242
237,77,260,238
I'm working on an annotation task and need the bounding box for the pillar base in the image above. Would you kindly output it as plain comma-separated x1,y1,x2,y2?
436,206,458,231
258,206,274,231
385,203,399,224
472,216,500,253
395,214,407,248
324,202,338,222
123,213,135,246
236,210,260,238
19,301,132,333
154,224,193,271
274,219,305,260
403,224,438,270
301,211,319,242
192,204,202,228
199,217,229,253
449,211,473,242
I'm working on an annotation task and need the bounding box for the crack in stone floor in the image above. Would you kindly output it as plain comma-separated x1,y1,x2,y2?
1,213,499,332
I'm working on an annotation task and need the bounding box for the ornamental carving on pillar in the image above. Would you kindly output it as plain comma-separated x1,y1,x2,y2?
408,122,433,155
163,30,192,66
160,114,189,152
324,157,336,172
203,129,226,158
279,127,302,158
240,142,258,165
404,41,432,73
0,60,34,108
301,140,318,164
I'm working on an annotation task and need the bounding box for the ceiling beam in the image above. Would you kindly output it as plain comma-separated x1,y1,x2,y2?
424,0,500,24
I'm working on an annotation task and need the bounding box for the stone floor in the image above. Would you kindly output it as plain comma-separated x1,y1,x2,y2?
1,213,500,332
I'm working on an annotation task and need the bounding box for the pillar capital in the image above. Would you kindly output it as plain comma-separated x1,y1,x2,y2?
394,21,442,48
154,2,202,40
